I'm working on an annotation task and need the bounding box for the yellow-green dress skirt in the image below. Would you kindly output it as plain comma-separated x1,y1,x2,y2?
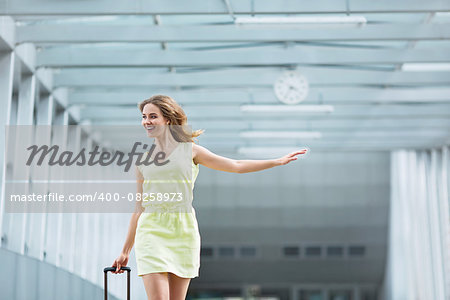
134,142,201,278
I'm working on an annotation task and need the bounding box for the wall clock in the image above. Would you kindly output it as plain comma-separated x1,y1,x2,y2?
274,71,309,104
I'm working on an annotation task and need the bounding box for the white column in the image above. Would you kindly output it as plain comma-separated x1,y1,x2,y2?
438,146,450,299
67,125,82,272
42,108,68,263
23,79,43,259
14,71,36,255
36,94,54,261
91,211,100,284
0,51,15,245
55,111,69,267
384,149,450,300
428,150,446,299
80,137,94,279
72,133,89,277
407,151,420,299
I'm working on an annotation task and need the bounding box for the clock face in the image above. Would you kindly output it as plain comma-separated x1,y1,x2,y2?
274,71,309,104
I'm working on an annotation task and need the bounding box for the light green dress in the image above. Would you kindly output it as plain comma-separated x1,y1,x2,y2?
135,142,201,278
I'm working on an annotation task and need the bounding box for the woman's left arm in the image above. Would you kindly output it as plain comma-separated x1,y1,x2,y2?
193,144,308,173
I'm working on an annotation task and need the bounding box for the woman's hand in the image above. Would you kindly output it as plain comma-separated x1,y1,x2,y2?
277,149,308,165
111,253,129,274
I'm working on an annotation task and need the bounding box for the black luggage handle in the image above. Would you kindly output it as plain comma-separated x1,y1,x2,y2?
104,267,131,300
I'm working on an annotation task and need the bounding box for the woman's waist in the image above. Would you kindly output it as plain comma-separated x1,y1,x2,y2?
141,200,193,213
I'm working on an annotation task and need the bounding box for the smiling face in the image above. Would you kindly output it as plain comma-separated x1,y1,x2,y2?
141,103,170,138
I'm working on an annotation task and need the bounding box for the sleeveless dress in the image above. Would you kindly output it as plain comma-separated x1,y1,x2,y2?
134,142,201,278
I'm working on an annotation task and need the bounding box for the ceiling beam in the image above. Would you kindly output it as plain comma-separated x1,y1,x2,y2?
95,129,450,139
78,104,450,119
2,0,450,15
106,140,448,152
17,24,450,43
54,67,450,87
69,87,450,105
0,16,15,50
38,47,450,67
88,118,450,129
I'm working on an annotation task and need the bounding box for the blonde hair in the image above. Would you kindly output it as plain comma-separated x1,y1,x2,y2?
138,94,204,143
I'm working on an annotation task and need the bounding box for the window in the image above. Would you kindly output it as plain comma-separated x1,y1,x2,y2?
305,246,322,257
348,245,365,257
218,246,235,258
200,246,214,258
326,246,343,257
283,246,300,257
240,246,256,258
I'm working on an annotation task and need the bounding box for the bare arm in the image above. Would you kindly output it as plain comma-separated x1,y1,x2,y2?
111,166,145,273
193,144,308,174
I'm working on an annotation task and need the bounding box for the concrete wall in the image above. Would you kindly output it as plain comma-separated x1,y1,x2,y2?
0,247,120,300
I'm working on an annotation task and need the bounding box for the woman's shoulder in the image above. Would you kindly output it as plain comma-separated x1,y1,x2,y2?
188,142,200,166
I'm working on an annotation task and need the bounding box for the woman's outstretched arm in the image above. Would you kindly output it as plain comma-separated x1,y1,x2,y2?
193,144,308,174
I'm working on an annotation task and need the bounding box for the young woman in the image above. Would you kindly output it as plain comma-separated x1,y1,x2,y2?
111,94,308,300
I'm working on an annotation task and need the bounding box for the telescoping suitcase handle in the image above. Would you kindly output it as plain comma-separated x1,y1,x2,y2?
104,266,131,300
